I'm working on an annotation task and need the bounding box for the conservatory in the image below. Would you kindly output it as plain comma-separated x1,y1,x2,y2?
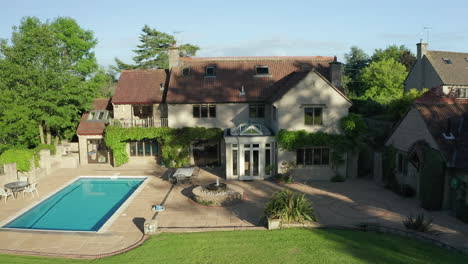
224,123,276,180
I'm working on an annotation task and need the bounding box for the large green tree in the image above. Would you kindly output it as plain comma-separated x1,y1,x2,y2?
359,58,407,104
0,17,102,146
344,46,370,96
372,45,416,71
114,25,199,70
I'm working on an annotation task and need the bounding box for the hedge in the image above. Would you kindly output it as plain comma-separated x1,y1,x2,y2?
0,144,56,172
420,147,445,210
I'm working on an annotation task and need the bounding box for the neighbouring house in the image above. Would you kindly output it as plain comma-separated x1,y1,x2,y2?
386,87,468,217
405,40,468,96
76,44,353,181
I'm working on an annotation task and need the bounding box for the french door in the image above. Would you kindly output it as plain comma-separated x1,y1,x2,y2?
243,144,260,179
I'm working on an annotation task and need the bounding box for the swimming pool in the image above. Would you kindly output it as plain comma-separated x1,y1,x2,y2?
3,177,146,232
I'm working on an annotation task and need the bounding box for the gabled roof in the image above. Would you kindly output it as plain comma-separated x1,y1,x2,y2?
414,90,468,169
426,50,468,86
112,69,168,104
166,56,334,103
76,98,112,135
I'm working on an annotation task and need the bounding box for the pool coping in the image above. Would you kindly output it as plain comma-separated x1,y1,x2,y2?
0,175,149,234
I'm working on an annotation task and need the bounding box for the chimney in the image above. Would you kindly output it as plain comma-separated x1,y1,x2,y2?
329,56,343,89
168,42,180,70
416,40,427,60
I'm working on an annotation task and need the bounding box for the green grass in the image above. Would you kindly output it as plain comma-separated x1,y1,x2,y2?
0,229,466,264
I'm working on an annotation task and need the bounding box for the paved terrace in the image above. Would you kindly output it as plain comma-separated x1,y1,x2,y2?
0,164,466,257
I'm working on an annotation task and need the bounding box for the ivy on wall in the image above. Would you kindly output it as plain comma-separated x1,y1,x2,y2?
104,126,223,167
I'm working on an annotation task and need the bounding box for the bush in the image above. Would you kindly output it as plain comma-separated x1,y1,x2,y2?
0,149,35,172
331,174,346,182
34,144,56,155
0,144,55,172
403,212,433,232
264,190,316,223
273,174,294,183
398,184,415,198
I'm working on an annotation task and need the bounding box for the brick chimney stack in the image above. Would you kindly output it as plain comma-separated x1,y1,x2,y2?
329,56,343,89
168,42,180,70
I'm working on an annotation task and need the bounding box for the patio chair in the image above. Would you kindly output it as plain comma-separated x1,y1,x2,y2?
19,176,28,182
0,188,14,203
174,174,191,185
192,167,201,180
22,183,39,198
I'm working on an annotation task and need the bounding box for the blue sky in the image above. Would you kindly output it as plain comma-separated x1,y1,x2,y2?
2,0,468,67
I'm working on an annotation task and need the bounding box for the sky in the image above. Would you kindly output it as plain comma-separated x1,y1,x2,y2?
1,0,468,67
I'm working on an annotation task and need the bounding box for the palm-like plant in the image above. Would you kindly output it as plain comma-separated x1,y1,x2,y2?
264,190,316,223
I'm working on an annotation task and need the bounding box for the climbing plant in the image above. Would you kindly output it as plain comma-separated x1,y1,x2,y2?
104,125,223,167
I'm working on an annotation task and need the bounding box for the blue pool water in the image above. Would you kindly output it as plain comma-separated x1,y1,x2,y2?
4,177,145,231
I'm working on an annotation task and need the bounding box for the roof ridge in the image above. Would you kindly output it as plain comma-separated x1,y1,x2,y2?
428,50,468,55
121,69,166,73
180,56,334,61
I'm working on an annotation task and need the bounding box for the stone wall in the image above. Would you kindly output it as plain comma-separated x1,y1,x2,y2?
0,145,79,187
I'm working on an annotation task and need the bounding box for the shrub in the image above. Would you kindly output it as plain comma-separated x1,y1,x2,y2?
331,174,346,182
34,144,56,155
398,184,415,198
0,149,35,172
264,190,316,223
403,212,433,232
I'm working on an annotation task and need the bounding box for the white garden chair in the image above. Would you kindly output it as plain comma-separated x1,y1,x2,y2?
22,183,39,198
0,188,14,203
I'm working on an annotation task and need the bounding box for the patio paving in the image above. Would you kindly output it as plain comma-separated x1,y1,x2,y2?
0,164,466,257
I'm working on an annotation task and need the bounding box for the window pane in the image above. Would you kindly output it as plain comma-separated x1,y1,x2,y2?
304,108,313,125
232,149,238,175
249,105,257,118
258,105,265,118
296,149,304,165
314,108,323,125
305,149,313,165
209,105,216,117
201,105,208,117
137,141,144,156
252,144,259,148
265,149,271,174
256,66,269,75
130,142,136,156
206,67,215,76
313,148,321,165
244,144,250,148
152,141,158,155
253,150,259,176
321,148,329,165
193,105,200,118
245,150,250,176
145,141,151,156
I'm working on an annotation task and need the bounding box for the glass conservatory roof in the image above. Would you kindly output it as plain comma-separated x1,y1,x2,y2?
230,123,272,136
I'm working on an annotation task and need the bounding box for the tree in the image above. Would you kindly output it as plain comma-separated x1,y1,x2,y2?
0,17,102,146
372,45,416,71
114,25,199,70
359,58,407,104
344,46,370,96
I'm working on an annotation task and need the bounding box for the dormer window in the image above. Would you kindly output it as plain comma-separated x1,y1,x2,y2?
255,66,270,75
182,68,190,76
443,58,452,64
205,66,216,77
457,87,468,98
87,110,110,121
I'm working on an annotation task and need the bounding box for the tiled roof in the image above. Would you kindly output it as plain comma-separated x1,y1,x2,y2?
112,69,168,104
166,56,334,103
415,99,468,169
414,86,468,104
426,50,468,85
76,98,111,135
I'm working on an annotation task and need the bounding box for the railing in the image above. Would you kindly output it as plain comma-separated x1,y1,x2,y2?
113,118,168,128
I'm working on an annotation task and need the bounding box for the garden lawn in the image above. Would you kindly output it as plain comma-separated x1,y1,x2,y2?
0,228,466,264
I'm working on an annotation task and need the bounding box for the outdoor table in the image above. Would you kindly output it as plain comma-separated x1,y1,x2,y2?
5,181,29,198
172,167,194,184
173,167,194,178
